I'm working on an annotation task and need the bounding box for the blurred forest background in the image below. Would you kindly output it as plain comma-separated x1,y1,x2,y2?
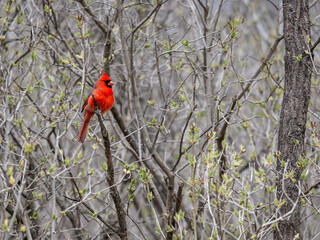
1,0,320,239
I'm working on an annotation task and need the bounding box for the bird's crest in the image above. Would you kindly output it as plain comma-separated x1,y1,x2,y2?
101,71,111,80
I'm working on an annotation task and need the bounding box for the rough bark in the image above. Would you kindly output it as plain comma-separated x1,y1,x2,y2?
275,1,312,239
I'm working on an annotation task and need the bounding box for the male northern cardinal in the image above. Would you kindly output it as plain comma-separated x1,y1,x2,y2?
77,71,114,143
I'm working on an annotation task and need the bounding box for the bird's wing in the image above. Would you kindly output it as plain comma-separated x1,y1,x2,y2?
81,84,97,112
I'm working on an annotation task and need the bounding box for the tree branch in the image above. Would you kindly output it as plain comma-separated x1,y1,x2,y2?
96,112,128,240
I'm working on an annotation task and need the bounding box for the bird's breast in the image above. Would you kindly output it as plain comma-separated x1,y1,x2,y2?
94,90,114,113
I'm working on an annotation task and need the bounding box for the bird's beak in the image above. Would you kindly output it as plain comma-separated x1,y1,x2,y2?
109,81,114,86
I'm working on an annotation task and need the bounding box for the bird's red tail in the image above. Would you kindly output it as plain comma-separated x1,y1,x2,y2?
77,113,93,143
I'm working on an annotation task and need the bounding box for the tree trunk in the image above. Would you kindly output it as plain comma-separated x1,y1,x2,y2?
275,1,312,239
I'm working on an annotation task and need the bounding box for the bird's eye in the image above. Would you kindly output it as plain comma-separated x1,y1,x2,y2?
104,80,112,88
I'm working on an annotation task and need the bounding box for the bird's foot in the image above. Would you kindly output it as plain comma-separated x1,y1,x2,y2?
91,94,101,113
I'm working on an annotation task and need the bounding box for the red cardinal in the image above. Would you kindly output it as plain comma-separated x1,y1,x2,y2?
77,71,114,143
